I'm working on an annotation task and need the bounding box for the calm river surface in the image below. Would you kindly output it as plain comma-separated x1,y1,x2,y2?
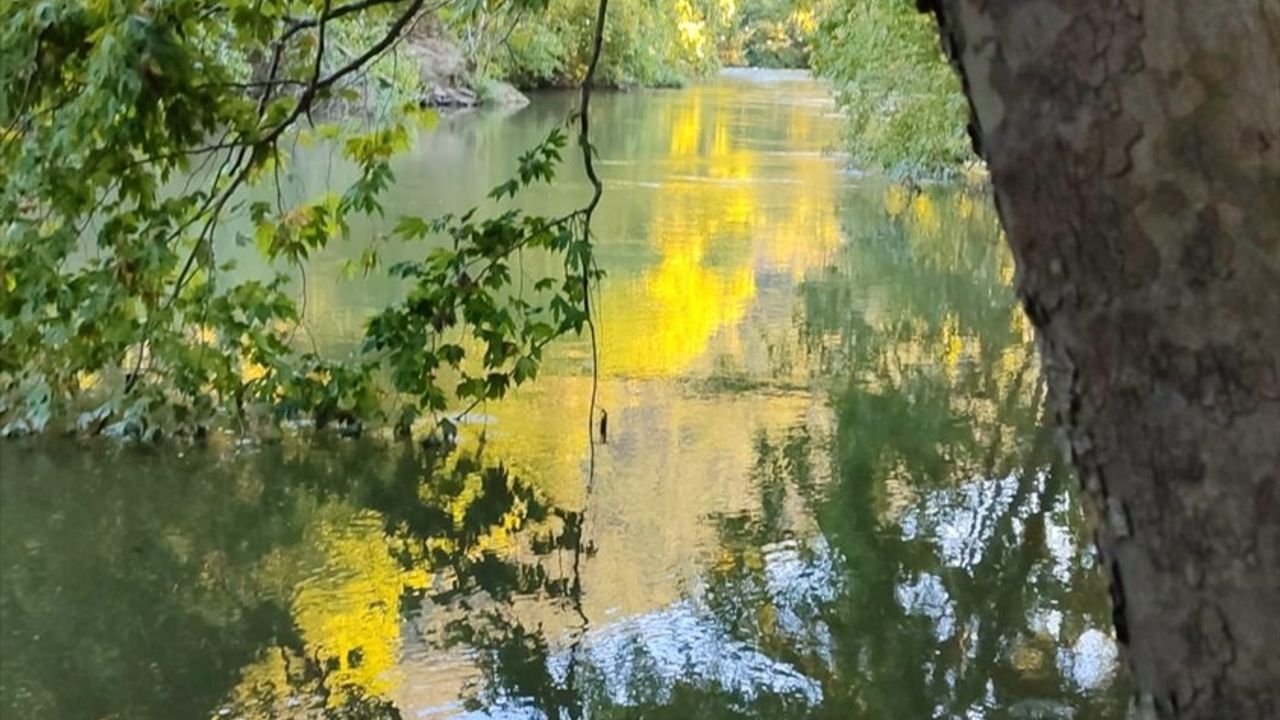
1,70,1129,719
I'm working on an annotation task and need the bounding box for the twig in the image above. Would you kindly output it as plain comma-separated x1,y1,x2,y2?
575,0,608,525
564,0,609,711
280,0,448,46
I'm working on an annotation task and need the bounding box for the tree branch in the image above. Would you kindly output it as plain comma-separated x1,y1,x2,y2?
280,0,416,46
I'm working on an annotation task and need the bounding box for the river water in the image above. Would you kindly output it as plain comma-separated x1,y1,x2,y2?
0,70,1129,719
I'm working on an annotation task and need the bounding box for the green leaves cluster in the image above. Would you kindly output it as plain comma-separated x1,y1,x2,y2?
457,0,731,88
721,0,819,69
810,0,973,177
0,1,600,439
366,127,602,429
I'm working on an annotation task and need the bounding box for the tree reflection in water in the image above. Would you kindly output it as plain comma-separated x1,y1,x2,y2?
425,188,1131,718
0,188,1130,719
0,440,585,719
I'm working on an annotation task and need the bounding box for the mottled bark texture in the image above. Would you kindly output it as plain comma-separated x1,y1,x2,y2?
922,0,1280,717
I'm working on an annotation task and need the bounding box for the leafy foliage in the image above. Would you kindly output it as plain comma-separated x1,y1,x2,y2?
366,127,603,426
720,0,819,68
810,0,973,176
0,0,601,438
450,0,731,88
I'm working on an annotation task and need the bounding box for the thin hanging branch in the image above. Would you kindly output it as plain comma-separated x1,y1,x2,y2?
577,0,608,465
564,0,609,712
573,0,608,545
578,2,609,218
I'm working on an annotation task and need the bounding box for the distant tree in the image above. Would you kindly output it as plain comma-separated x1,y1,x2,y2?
811,0,972,176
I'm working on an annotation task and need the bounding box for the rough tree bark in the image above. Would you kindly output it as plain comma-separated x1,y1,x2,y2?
920,0,1280,717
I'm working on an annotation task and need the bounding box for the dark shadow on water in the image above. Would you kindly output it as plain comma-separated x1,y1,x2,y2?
0,440,584,719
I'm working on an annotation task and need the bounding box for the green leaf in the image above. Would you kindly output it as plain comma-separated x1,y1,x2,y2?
513,356,537,384
394,215,432,240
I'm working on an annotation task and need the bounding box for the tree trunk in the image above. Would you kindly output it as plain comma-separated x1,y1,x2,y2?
921,0,1280,717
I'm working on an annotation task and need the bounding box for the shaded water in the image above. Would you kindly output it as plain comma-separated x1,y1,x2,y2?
0,71,1128,718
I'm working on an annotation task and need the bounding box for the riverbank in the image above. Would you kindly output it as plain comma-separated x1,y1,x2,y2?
402,5,815,111
405,18,530,110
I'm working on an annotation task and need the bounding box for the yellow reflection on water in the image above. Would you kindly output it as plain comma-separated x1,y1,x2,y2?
291,512,428,706
600,228,757,378
222,509,430,715
218,76,854,716
597,88,841,378
467,84,849,621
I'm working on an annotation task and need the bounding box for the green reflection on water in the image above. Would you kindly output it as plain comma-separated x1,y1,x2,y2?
0,440,584,719
0,71,1127,719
